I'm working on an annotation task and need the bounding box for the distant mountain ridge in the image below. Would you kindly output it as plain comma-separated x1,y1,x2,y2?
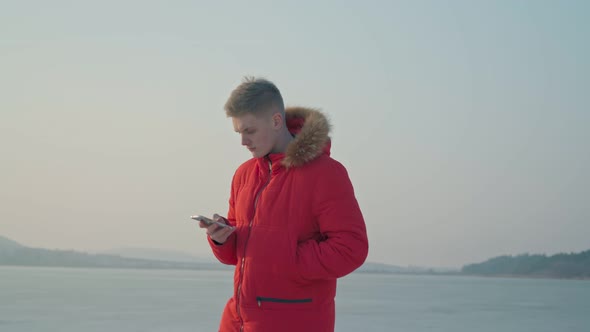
8,235,588,279
0,235,229,271
462,250,590,279
0,235,24,249
102,247,214,263
0,235,408,273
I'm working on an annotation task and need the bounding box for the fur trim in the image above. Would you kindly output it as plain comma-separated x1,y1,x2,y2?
282,107,331,168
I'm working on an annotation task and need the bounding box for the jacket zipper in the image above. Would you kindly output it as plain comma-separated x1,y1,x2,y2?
257,296,313,307
236,157,272,331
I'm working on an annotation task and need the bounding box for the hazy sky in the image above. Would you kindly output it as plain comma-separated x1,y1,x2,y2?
1,1,589,268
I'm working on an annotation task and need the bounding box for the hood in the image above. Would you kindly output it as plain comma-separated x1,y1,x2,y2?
282,106,332,168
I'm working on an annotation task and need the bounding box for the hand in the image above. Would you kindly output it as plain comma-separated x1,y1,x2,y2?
199,214,235,244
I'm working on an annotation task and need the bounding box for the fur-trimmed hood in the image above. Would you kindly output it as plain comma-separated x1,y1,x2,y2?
282,106,332,168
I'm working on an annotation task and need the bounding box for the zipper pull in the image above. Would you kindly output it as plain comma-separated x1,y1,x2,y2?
258,299,261,307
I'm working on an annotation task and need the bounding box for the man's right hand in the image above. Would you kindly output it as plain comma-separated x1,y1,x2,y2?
199,214,235,244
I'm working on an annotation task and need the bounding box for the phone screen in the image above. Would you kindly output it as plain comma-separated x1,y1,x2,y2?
190,215,228,228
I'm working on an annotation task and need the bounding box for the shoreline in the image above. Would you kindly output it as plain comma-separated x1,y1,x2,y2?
2,264,588,281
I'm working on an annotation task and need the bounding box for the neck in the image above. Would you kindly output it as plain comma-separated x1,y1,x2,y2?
270,129,294,154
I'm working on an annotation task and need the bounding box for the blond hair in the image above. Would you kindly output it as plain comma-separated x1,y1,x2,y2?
224,76,285,117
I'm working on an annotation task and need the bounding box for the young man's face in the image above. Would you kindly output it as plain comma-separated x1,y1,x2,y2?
232,112,277,158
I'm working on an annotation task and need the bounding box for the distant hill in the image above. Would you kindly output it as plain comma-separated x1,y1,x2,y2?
102,247,214,263
0,235,449,275
0,236,230,271
357,262,406,273
356,262,457,274
462,250,590,279
0,235,24,250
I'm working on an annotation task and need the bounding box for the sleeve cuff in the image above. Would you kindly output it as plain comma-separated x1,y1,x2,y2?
210,237,224,246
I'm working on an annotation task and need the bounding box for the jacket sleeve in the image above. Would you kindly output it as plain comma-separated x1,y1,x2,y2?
207,173,239,265
296,160,369,280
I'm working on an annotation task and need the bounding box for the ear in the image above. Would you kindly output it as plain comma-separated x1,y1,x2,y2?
271,112,283,130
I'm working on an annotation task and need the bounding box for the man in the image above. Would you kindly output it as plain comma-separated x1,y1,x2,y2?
199,77,368,332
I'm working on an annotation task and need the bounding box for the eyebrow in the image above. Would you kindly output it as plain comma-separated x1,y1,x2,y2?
235,126,254,133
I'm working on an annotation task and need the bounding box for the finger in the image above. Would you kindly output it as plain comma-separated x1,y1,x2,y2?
220,226,236,239
211,227,235,243
206,223,224,236
213,214,228,225
210,224,234,236
207,223,221,233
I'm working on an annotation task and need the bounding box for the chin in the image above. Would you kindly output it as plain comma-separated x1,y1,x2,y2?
250,149,267,158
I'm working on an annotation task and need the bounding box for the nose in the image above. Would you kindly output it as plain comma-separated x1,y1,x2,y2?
241,135,250,146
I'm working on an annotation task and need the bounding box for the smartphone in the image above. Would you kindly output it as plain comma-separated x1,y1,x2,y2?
190,215,229,228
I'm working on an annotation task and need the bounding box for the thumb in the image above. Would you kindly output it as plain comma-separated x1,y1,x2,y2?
213,214,226,223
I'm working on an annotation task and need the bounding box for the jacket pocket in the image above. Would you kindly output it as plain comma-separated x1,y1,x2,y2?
256,296,312,308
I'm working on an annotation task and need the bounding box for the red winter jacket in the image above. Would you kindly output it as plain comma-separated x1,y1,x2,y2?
208,107,369,332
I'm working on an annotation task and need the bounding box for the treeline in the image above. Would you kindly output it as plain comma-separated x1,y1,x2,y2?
462,250,590,279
